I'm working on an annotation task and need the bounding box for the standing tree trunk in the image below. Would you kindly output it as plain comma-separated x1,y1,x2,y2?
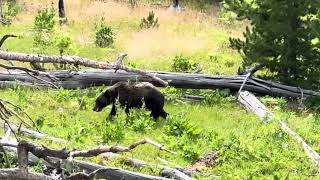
173,0,180,8
58,0,67,25
0,0,4,19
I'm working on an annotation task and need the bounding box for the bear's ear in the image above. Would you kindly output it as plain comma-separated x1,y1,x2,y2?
103,89,110,97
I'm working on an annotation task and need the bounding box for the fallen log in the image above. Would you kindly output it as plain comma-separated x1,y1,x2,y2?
0,168,55,180
0,50,168,86
102,152,195,180
0,69,319,98
0,139,176,180
238,91,320,171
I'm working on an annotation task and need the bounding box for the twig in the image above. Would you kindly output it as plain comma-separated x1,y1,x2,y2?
0,102,19,141
0,99,39,131
0,63,59,88
4,106,33,129
25,71,59,89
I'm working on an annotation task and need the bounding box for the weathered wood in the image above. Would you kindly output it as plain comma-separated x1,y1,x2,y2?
0,168,55,180
70,161,171,180
238,90,320,171
0,140,173,180
102,152,195,180
279,121,320,169
0,50,169,86
237,91,272,120
0,69,319,98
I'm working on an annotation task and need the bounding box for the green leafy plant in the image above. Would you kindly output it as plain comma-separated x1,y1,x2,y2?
55,33,72,55
34,8,56,32
140,11,159,29
95,18,115,48
102,118,127,143
54,32,79,70
0,1,21,25
165,113,202,139
33,7,56,51
126,108,155,133
171,55,199,72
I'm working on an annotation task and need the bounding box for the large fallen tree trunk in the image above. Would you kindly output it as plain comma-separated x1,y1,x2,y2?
0,69,319,98
0,50,169,86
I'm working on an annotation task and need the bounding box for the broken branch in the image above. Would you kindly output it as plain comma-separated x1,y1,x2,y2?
0,50,169,87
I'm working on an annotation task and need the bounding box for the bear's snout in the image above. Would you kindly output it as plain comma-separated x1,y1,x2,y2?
93,106,102,112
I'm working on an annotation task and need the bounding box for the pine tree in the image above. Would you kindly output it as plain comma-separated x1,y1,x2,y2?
225,0,320,89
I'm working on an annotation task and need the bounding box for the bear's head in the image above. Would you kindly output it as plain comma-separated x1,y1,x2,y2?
93,90,114,112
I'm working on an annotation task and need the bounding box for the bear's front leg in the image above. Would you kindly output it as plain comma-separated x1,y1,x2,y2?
107,103,117,120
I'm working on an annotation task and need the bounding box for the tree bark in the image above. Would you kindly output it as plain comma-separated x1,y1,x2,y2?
0,69,319,99
58,0,65,18
173,0,180,7
0,140,174,180
58,0,67,25
0,168,55,180
0,50,169,86
0,0,3,19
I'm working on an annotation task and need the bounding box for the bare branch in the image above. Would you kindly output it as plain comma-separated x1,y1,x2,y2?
0,63,58,81
0,50,169,87
0,34,17,47
0,63,60,88
69,138,176,159
0,138,174,162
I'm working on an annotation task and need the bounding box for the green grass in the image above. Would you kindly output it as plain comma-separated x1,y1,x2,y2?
0,0,319,179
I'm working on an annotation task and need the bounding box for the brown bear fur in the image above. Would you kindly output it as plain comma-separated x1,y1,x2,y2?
93,81,168,119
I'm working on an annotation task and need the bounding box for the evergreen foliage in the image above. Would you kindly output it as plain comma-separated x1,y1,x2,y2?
225,0,320,89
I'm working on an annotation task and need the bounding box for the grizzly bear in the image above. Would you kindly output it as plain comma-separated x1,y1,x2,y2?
93,81,168,119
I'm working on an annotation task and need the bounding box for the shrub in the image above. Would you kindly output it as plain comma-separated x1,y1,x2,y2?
102,118,127,143
165,113,202,139
226,0,320,89
55,33,72,55
95,18,115,48
34,8,56,32
0,1,21,25
171,55,199,72
126,108,155,133
33,7,56,49
140,11,159,29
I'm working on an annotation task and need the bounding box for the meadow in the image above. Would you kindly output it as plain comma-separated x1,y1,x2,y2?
0,0,319,179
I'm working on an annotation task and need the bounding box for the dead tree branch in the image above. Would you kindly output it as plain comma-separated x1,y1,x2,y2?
4,138,174,162
0,34,17,48
0,140,175,180
0,63,59,88
0,50,169,87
